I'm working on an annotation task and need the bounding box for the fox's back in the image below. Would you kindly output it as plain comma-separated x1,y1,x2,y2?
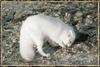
21,15,66,37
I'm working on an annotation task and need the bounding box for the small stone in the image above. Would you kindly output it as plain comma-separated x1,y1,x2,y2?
74,11,83,22
85,15,93,25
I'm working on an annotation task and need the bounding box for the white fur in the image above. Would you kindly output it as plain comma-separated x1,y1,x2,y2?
20,14,76,61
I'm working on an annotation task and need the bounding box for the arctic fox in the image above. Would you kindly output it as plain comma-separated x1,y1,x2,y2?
20,14,76,61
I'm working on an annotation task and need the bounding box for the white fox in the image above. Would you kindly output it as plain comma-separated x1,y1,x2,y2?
20,14,76,61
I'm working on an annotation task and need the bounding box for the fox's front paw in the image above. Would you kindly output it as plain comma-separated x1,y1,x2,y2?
42,53,51,59
45,53,50,57
43,53,50,58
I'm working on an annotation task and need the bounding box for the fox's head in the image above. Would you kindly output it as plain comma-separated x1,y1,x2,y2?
60,25,76,47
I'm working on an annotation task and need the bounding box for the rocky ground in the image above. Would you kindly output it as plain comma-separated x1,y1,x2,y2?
1,1,99,65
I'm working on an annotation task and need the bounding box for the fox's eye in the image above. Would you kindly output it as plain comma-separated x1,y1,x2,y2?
69,41,72,44
68,34,71,37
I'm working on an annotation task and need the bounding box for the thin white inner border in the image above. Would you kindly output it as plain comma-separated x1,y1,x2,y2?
0,0,99,66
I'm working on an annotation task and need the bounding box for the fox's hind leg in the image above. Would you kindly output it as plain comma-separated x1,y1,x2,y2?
20,33,35,61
